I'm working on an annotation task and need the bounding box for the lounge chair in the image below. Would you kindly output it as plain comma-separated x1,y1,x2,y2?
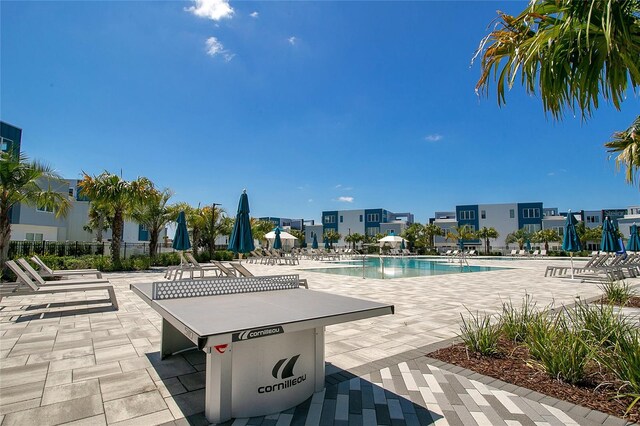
165,252,203,280
539,250,547,257
31,255,102,279
210,260,237,277
4,260,118,309
531,250,539,257
17,259,110,286
510,249,517,256
185,253,224,276
443,250,452,256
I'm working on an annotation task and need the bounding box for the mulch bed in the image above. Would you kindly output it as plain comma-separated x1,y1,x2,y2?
427,338,639,424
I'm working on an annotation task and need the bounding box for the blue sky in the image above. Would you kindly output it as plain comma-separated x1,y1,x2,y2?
2,0,638,222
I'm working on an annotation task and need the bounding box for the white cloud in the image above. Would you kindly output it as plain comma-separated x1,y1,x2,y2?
205,37,234,61
425,134,443,142
308,199,313,203
250,11,259,18
186,0,234,21
337,196,354,203
288,36,297,45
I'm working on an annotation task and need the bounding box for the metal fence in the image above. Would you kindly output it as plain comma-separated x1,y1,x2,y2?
8,241,154,259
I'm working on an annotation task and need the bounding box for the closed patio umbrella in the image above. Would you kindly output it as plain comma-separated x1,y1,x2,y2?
600,217,617,253
227,190,255,256
400,239,406,251
173,211,191,260
273,227,282,250
627,223,640,252
562,210,582,279
312,234,319,249
324,236,330,250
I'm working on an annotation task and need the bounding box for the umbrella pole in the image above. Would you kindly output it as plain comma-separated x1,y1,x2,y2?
570,253,574,280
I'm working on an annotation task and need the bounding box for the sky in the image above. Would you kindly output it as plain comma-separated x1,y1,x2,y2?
2,0,638,223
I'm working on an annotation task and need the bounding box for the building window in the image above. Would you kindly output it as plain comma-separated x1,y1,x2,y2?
26,233,44,242
339,215,343,223
366,213,380,222
522,208,541,219
510,209,515,219
586,215,599,224
68,188,74,197
324,216,335,224
365,227,380,236
554,226,564,236
459,210,475,220
523,224,541,233
359,215,363,222
481,210,486,219
37,204,54,213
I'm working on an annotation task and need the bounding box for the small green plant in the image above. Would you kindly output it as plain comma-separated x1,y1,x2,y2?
570,301,633,348
500,293,539,342
458,309,501,356
526,311,592,384
600,280,635,306
596,328,640,414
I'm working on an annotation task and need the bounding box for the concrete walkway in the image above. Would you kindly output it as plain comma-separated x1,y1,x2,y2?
0,257,637,425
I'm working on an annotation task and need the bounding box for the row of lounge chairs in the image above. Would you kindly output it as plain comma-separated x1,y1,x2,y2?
1,257,118,310
545,253,640,281
510,249,547,257
244,249,300,265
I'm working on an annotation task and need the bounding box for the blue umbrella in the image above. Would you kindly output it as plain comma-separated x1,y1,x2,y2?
227,190,255,255
273,227,282,250
400,239,406,251
525,239,531,252
172,211,191,252
600,217,617,253
312,234,319,249
562,210,582,279
627,223,640,252
324,236,330,250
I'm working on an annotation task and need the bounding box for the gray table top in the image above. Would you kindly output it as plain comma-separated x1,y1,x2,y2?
131,282,394,339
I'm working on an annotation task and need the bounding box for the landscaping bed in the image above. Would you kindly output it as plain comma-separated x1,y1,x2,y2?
428,338,640,423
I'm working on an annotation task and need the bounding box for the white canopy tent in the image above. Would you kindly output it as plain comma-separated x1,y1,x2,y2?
377,235,406,248
265,230,298,250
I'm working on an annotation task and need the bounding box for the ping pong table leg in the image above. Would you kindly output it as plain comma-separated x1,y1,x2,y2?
161,318,196,359
205,344,232,423
314,326,325,392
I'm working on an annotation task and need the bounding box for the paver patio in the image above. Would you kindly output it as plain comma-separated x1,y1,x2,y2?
0,257,638,425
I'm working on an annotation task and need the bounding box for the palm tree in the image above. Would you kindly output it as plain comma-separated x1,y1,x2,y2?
605,116,640,186
198,205,228,257
250,219,274,248
82,200,112,242
132,188,173,259
324,230,341,249
475,0,640,186
475,226,499,254
0,151,71,268
424,223,445,250
446,225,476,250
78,172,153,266
505,228,533,250
532,229,562,252
401,223,424,252
288,229,306,247
575,222,603,251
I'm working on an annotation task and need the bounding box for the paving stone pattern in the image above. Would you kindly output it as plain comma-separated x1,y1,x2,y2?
0,257,638,425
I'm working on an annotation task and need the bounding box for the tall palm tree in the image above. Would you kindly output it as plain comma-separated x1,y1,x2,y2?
132,188,173,259
250,219,274,248
505,228,533,250
605,116,640,186
324,230,341,249
532,228,562,252
475,226,499,254
82,200,112,242
0,151,71,268
475,0,640,185
199,205,229,257
401,223,424,252
424,223,445,250
78,172,153,266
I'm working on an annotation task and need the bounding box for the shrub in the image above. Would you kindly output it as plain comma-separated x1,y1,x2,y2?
596,328,640,414
526,311,592,384
152,252,180,267
458,309,501,356
600,280,635,306
570,301,633,348
500,294,539,342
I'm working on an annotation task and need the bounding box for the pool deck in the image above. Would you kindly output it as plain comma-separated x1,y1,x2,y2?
1,257,638,425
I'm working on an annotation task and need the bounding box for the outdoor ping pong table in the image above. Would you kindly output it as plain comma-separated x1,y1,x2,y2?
131,274,394,423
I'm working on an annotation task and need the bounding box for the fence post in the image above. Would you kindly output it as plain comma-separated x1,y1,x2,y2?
124,242,127,259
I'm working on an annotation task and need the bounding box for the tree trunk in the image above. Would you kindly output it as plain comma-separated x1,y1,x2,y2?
96,215,104,242
545,241,549,252
149,227,159,259
111,209,123,266
0,202,11,271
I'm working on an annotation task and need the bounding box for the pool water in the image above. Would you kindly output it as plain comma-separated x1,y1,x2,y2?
302,257,510,279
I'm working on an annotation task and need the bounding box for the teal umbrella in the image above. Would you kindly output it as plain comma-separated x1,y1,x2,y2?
227,190,255,255
525,239,531,252
627,223,640,252
400,239,406,251
273,227,282,250
562,210,582,279
312,234,319,249
172,211,191,252
324,236,330,250
600,217,617,253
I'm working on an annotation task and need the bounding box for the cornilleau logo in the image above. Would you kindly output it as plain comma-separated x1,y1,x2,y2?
232,326,284,342
272,355,299,379
258,355,306,394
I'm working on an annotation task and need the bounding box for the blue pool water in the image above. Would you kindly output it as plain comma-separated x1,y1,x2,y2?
302,257,510,279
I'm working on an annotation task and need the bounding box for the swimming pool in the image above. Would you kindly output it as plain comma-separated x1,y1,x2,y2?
302,257,510,279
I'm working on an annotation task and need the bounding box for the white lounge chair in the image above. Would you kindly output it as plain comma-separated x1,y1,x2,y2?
17,259,110,286
4,260,118,309
31,255,102,279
